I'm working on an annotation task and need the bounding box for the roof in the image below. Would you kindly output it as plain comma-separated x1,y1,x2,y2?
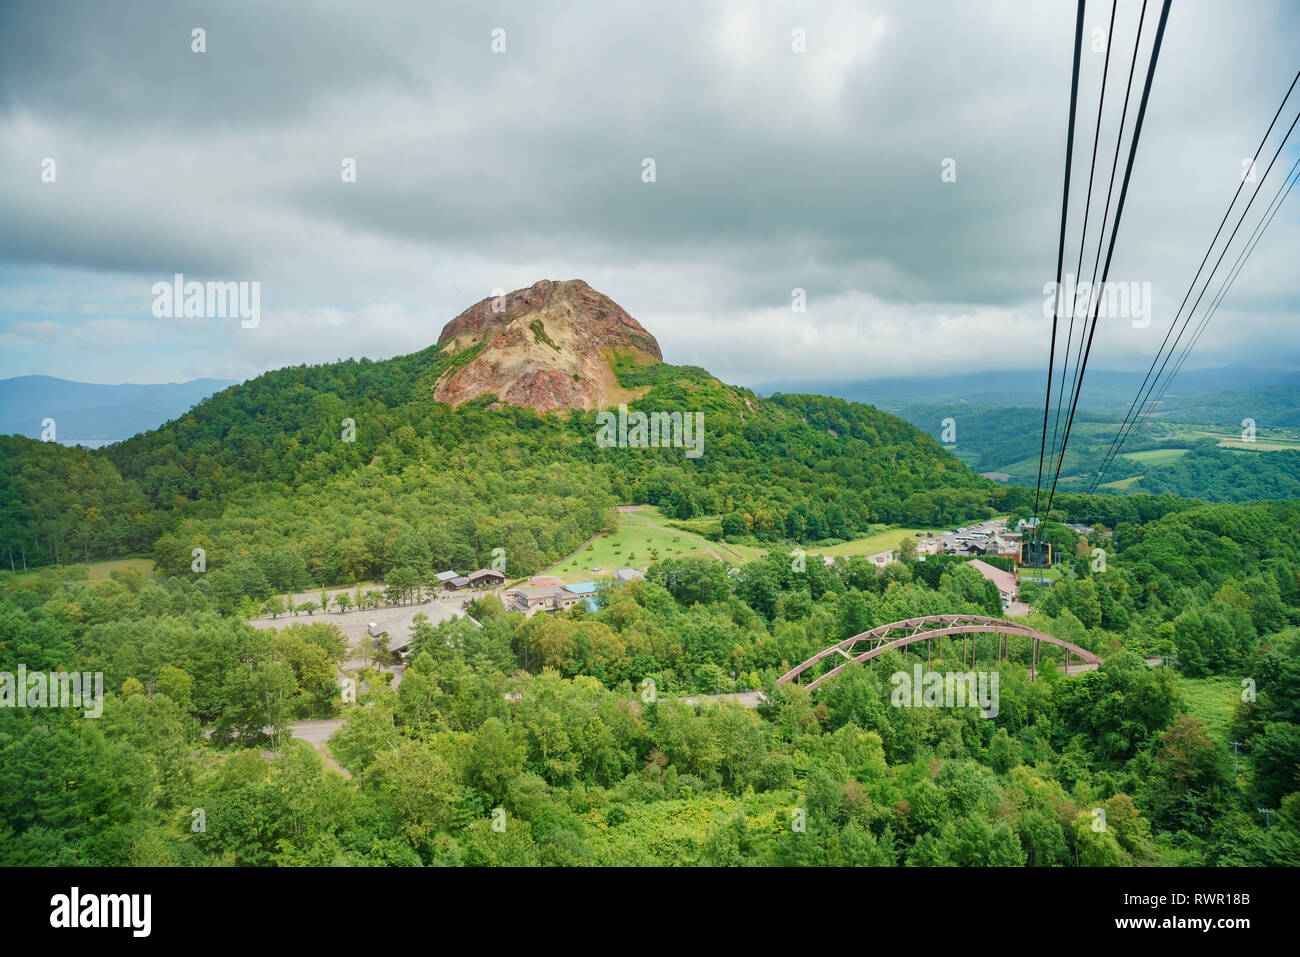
564,581,599,594
508,586,572,601
967,559,1018,596
364,600,468,653
435,570,459,582
614,568,645,582
450,577,471,587
467,568,503,581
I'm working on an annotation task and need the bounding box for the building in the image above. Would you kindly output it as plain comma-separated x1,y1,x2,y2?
363,600,475,661
983,533,1021,562
967,559,1019,609
614,568,645,584
563,581,602,612
444,576,471,591
505,585,585,615
435,570,460,587
466,568,506,588
526,576,564,588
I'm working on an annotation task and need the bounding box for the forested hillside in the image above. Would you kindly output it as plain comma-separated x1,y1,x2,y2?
1130,445,1300,501
2,500,1297,865
3,344,997,590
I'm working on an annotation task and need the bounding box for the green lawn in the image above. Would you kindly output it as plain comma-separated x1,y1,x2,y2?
1099,474,1142,490
813,526,945,559
1120,448,1189,466
536,512,958,582
537,506,750,583
1018,565,1063,581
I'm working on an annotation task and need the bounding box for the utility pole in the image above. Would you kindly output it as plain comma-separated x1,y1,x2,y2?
1229,741,1242,776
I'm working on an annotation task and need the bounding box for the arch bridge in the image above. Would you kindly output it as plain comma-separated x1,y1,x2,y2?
776,614,1102,692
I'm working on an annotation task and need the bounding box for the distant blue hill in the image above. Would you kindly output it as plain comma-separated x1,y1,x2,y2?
0,375,237,446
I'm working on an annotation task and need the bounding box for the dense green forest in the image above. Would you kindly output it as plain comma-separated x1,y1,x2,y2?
1,344,1207,601
5,346,996,588
1,499,1297,866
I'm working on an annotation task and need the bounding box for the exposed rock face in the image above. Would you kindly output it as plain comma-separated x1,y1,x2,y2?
433,280,662,412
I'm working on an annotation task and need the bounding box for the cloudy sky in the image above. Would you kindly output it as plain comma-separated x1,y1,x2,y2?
1,0,1297,390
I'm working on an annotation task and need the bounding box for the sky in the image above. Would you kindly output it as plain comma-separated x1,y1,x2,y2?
1,0,1297,389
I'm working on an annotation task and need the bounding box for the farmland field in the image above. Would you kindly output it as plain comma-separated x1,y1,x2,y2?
1119,447,1189,466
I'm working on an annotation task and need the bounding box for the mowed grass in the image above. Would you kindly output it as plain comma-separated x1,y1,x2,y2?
1120,447,1189,466
538,512,949,582
1018,565,1063,581
539,506,744,583
1178,676,1243,742
1099,474,1142,490
814,526,945,559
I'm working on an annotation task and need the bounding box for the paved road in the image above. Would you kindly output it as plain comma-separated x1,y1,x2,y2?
668,690,766,708
288,719,351,777
291,718,345,745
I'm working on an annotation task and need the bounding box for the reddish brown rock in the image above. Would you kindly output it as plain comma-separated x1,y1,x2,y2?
433,280,662,413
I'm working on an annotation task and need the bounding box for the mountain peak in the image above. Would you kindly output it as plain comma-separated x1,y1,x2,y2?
433,280,663,412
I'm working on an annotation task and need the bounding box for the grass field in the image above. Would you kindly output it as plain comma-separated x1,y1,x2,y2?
813,527,944,559
1212,438,1300,451
1120,448,1189,466
538,506,754,583
1018,565,1063,581
1184,429,1300,451
1099,474,1142,490
537,511,953,582
1178,675,1243,743
6,557,156,583
85,558,156,581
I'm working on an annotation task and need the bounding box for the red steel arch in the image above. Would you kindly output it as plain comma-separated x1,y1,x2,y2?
776,614,1102,692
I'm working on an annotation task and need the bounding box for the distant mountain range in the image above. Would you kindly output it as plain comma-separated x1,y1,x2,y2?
6,358,1298,452
756,365,1300,415
0,375,237,446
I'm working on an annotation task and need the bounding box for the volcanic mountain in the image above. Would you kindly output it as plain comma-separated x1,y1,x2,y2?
433,279,663,413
